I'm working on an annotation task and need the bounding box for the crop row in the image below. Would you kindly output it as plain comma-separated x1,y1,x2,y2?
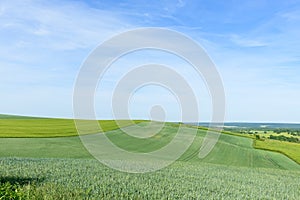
1,158,300,199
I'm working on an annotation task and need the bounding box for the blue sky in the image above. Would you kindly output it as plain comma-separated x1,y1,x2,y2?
1,0,300,122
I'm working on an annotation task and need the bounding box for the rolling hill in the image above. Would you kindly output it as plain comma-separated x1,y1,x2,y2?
0,115,299,199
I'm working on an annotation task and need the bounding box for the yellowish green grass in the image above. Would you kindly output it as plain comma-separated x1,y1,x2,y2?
254,139,300,164
0,118,145,137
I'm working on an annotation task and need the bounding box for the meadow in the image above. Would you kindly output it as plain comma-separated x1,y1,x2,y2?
0,115,300,199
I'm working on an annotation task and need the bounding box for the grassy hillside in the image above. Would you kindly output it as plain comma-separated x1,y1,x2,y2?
201,134,299,169
207,127,300,166
0,117,144,137
254,139,300,164
0,121,299,170
0,119,300,199
0,114,42,119
0,136,91,158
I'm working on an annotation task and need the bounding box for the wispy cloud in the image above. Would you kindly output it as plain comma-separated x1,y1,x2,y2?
0,0,131,51
229,34,268,47
1,0,300,122
0,0,133,117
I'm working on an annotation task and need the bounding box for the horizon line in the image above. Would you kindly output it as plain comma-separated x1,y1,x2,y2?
1,113,299,124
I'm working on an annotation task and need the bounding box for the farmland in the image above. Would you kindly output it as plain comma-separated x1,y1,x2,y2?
0,115,300,199
216,122,300,142
0,115,144,137
209,123,300,164
254,139,300,164
1,158,300,199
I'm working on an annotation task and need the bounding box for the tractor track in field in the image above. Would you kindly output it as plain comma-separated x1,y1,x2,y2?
263,153,285,169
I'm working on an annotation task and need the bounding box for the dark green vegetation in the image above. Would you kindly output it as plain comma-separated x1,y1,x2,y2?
221,123,300,143
269,134,299,143
0,115,300,199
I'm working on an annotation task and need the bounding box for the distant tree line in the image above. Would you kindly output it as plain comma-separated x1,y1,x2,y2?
224,127,300,137
273,129,300,136
269,135,300,143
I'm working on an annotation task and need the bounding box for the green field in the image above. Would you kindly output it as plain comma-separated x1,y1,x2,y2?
254,139,300,164
0,115,144,137
217,127,300,165
0,115,300,199
1,158,299,199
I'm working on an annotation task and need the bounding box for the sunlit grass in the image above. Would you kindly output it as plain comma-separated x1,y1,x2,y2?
254,139,300,164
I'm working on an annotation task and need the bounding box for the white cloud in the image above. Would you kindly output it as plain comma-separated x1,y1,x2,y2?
229,34,268,47
0,0,134,118
176,0,186,8
280,10,300,21
0,0,132,51
1,0,300,122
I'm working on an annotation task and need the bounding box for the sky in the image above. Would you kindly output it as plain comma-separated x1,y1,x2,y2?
1,0,300,122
